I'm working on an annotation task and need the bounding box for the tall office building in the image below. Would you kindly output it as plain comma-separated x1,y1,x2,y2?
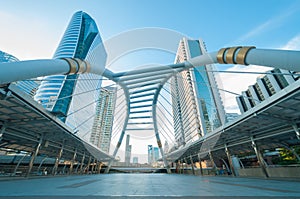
0,50,39,97
132,157,138,164
125,135,131,166
90,86,117,153
35,11,107,138
164,140,169,154
148,145,160,164
171,38,226,147
148,145,153,164
236,68,297,113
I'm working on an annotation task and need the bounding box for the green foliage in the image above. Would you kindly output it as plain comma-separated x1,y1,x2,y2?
273,146,300,165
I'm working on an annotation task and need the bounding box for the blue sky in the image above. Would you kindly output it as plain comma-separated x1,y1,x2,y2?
1,0,300,60
1,0,300,161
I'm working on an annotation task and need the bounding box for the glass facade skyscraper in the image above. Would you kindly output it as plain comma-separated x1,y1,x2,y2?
90,86,117,153
171,38,226,147
35,11,107,139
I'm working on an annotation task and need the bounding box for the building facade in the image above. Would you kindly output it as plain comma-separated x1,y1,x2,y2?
90,86,117,153
125,134,131,166
34,11,107,139
236,69,298,113
148,145,160,164
171,38,226,147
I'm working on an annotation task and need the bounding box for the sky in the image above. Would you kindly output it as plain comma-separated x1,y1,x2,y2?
1,0,300,162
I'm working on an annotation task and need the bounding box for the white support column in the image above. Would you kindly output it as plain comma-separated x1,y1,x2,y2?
197,153,204,176
224,144,236,176
79,152,86,175
292,124,300,140
69,148,77,175
86,156,92,174
12,153,30,176
251,137,269,178
189,155,195,175
26,135,43,177
37,156,48,175
0,125,5,142
52,142,64,176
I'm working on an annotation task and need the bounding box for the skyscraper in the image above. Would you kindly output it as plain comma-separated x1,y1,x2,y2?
148,145,160,164
171,38,226,147
90,86,117,153
125,135,131,166
148,145,153,164
35,11,107,138
236,68,297,113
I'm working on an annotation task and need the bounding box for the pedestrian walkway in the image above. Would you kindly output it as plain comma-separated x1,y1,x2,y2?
0,174,300,198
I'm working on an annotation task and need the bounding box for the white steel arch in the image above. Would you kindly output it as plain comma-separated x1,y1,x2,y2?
1,46,300,173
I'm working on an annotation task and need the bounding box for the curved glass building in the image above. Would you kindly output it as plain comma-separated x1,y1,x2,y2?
35,11,107,139
0,50,19,63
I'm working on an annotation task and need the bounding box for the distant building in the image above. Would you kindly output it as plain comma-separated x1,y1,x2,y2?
125,135,131,166
90,86,117,153
171,38,226,147
164,140,169,154
148,145,153,164
0,50,39,97
148,145,160,164
236,69,298,113
153,147,160,162
133,157,138,164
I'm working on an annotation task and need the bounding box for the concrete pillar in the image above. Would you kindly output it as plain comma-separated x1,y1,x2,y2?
79,152,86,174
251,137,269,178
52,142,64,175
198,153,204,176
69,148,77,175
224,144,236,176
189,156,195,175
26,136,43,177
181,159,184,174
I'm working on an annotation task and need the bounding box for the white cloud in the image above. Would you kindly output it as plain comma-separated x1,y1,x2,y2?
218,65,272,113
281,34,300,50
230,7,297,45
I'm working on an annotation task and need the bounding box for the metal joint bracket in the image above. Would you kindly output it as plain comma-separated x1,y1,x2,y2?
235,46,256,65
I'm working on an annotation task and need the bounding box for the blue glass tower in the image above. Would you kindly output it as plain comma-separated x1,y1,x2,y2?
35,11,107,137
